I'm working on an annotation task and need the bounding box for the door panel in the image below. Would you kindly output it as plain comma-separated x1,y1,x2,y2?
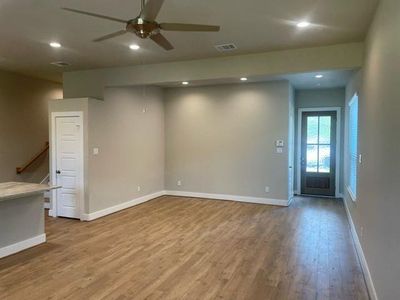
55,116,83,219
301,111,336,196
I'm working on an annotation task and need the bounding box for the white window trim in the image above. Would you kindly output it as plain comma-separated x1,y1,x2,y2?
348,94,358,107
297,107,341,198
347,185,357,202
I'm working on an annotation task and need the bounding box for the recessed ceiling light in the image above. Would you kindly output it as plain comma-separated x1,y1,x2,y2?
49,42,61,48
129,44,140,50
182,81,189,85
297,21,310,28
315,74,324,78
240,77,248,81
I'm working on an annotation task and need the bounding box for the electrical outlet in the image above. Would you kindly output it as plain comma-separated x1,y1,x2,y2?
137,186,141,192
177,180,182,186
265,186,270,193
142,108,147,113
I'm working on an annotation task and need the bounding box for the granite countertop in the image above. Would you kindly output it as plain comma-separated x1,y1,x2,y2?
0,182,60,201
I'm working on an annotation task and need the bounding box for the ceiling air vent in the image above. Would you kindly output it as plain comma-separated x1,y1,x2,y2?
50,61,70,67
215,43,237,52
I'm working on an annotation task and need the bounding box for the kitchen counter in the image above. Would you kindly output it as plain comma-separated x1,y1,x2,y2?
0,182,60,259
0,182,59,201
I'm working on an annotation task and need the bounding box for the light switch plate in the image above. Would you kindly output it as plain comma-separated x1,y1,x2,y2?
93,148,99,155
276,147,283,153
276,140,284,147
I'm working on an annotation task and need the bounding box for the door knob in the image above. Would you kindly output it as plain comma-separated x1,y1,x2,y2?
56,170,61,174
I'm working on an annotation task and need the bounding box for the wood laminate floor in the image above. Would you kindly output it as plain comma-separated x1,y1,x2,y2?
0,196,369,300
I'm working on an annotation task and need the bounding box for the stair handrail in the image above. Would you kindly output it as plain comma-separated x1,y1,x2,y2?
16,142,49,174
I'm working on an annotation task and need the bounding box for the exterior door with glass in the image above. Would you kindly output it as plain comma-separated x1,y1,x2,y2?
301,111,336,196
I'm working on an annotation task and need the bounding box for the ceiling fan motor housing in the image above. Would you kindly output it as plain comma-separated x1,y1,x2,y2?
127,18,160,38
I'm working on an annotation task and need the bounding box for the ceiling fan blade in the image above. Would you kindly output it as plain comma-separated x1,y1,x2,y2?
62,7,128,23
150,33,173,50
93,30,127,42
160,23,220,32
140,0,165,21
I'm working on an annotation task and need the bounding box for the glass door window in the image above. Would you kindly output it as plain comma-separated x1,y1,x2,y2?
306,116,332,173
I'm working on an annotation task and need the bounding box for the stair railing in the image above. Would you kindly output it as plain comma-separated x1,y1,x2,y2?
16,142,49,174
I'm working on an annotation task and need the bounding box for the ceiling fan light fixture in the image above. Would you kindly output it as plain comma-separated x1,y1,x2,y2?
240,77,248,81
182,81,189,85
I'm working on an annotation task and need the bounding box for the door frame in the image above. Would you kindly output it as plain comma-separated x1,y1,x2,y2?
297,107,341,198
50,111,84,220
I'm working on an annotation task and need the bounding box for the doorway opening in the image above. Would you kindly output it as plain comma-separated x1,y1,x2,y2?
297,108,341,197
50,111,84,219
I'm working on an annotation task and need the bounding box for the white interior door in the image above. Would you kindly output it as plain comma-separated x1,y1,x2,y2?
55,115,83,219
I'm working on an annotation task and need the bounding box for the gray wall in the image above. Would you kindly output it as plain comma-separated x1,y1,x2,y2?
344,0,400,299
87,87,165,213
294,88,345,194
48,98,90,212
0,194,44,249
164,81,290,200
49,88,165,214
0,70,62,183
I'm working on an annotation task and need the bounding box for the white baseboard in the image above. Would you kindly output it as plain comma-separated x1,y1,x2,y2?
165,190,290,207
0,234,46,259
343,198,378,300
293,190,343,199
80,190,290,222
81,191,166,221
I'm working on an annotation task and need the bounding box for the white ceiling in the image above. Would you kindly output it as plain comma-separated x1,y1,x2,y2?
284,70,354,89
0,0,378,82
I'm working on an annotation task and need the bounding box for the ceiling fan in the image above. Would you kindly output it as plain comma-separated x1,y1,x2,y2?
62,0,220,50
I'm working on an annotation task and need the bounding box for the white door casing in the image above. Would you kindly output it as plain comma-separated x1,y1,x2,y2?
288,111,295,200
51,112,84,219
